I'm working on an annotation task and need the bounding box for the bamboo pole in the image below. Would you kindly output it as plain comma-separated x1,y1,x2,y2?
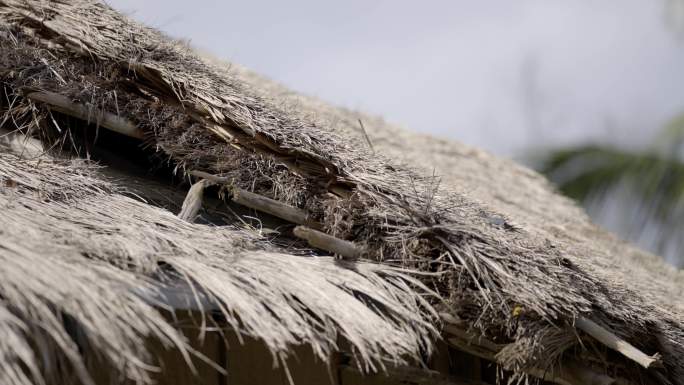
24,91,144,139
189,171,361,258
293,226,363,260
575,317,662,369
188,170,322,230
231,188,322,229
188,170,230,184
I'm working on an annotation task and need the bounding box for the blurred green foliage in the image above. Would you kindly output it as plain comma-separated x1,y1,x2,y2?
537,0,684,263
539,112,684,249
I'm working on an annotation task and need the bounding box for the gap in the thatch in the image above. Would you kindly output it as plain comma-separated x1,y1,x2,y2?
40,111,319,252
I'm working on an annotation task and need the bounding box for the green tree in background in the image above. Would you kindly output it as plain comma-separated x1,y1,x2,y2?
538,114,684,266
538,1,684,266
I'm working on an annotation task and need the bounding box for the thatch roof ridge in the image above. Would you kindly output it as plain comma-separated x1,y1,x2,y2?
0,1,682,384
227,56,684,302
215,21,684,375
229,36,684,320
208,32,684,311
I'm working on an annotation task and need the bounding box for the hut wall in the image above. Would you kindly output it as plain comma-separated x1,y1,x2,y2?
68,310,401,385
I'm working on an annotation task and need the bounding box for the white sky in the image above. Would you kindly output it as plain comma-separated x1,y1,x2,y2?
107,0,684,158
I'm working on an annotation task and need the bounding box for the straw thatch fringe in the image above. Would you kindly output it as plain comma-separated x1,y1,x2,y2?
1,1,683,384
0,146,437,384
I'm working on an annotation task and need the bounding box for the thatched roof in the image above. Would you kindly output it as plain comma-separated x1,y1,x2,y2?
0,1,682,384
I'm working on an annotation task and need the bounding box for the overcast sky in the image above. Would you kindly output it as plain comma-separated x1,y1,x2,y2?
107,0,684,158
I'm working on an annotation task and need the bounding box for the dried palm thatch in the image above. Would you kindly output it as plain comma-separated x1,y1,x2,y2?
0,141,438,385
0,1,682,385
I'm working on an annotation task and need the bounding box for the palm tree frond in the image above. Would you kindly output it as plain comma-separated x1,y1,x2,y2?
540,145,684,220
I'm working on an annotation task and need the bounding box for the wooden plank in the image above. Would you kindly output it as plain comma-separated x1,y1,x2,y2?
575,317,662,369
150,310,223,385
72,310,224,385
223,332,335,385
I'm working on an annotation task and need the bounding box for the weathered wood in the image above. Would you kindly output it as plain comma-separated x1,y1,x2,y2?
188,170,322,230
341,364,488,385
188,170,230,184
178,180,207,222
293,226,363,260
575,317,662,369
24,90,144,139
232,188,321,229
80,309,226,385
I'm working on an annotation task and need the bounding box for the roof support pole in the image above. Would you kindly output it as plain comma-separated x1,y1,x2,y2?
293,226,363,260
24,90,144,139
575,317,662,369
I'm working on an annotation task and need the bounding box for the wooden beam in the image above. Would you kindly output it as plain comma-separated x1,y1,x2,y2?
188,170,230,184
293,226,363,260
341,364,489,385
188,170,322,230
231,188,322,229
189,171,362,259
575,317,662,369
24,90,144,139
